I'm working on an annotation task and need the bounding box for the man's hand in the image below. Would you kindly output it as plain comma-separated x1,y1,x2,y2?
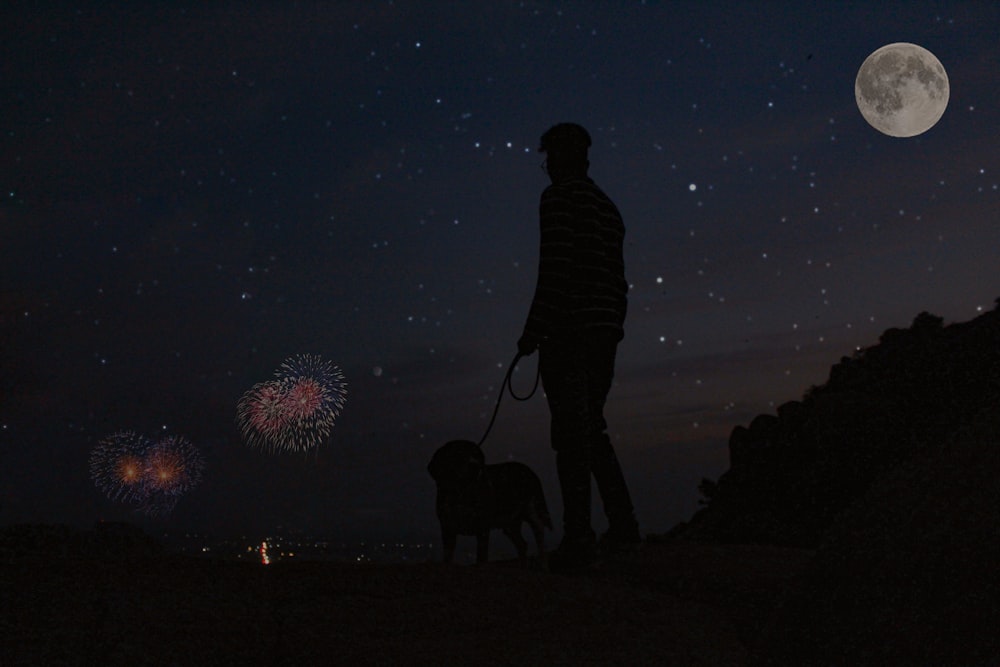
517,332,540,357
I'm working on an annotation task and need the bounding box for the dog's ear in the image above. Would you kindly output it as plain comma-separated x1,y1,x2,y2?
459,443,484,471
461,442,485,466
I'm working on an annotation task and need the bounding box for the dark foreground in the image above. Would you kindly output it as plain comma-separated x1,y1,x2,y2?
2,540,811,666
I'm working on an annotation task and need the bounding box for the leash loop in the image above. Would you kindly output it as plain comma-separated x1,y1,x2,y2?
477,351,540,447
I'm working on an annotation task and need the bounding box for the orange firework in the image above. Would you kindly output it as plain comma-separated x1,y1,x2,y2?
90,431,204,516
115,454,144,484
89,431,153,503
143,435,205,496
145,447,183,492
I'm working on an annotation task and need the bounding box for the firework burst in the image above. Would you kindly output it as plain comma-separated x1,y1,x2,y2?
136,435,203,516
144,435,205,496
236,354,347,454
89,431,153,503
236,380,291,451
277,354,348,452
89,431,204,516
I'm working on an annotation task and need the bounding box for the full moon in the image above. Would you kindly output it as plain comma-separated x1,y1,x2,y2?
855,42,949,137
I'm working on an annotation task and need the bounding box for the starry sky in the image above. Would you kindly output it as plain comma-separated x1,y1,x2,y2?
2,2,998,543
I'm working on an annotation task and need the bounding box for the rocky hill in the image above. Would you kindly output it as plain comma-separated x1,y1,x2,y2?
677,302,1000,663
680,301,1000,549
755,395,1000,664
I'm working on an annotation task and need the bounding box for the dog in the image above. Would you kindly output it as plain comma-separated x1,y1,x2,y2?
428,439,551,566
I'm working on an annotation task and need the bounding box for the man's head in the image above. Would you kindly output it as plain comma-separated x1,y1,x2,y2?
539,123,590,182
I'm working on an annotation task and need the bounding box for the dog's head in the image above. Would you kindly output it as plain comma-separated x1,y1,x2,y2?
427,440,485,491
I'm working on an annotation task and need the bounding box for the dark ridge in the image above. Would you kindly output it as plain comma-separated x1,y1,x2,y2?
674,299,1000,550
0,521,166,561
752,394,1000,664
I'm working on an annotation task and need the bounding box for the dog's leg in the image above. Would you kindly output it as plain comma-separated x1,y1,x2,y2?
475,529,490,564
528,514,547,571
503,524,528,566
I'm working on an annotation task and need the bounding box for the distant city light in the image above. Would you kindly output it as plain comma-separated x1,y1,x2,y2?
260,540,271,565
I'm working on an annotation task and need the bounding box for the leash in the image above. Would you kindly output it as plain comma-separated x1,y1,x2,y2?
477,351,541,447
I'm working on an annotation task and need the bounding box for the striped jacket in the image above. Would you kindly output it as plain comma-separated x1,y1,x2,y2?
523,177,628,342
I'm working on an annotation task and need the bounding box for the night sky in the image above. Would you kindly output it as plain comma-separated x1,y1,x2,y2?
3,3,998,543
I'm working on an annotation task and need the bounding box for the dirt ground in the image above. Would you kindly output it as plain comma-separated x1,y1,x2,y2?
1,541,814,666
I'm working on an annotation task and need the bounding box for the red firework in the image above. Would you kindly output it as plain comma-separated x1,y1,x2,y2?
284,376,324,421
236,354,347,454
236,380,291,451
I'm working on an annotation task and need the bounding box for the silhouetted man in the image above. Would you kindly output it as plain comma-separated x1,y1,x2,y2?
518,122,640,570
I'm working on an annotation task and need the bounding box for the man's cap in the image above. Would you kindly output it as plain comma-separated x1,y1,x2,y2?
538,123,592,153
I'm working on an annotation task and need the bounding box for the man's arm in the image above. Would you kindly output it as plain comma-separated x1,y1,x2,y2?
521,185,576,350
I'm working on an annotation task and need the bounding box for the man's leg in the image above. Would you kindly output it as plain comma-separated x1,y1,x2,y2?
540,343,596,566
585,338,641,546
555,445,594,545
591,432,640,542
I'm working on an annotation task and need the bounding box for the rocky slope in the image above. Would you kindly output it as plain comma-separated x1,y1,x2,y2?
682,303,1000,549
679,303,1000,663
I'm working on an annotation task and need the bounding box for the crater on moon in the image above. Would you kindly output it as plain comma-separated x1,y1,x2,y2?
855,43,949,138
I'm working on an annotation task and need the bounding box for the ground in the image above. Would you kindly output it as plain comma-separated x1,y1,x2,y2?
1,540,813,666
